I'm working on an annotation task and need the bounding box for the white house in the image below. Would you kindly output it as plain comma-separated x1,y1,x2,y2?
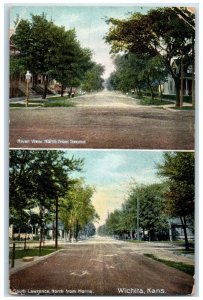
162,60,192,96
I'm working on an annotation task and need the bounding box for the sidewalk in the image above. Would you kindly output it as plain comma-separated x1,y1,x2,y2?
9,249,61,275
125,241,195,266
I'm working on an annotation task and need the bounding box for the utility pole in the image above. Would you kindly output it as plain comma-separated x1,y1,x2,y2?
55,194,59,250
180,51,184,107
137,196,139,241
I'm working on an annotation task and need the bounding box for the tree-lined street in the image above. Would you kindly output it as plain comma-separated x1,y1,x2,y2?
9,237,194,296
10,91,194,150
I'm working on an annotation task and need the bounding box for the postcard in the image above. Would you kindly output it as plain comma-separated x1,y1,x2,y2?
8,4,196,297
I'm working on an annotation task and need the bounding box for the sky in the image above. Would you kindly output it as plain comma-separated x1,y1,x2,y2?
64,150,165,227
9,5,150,79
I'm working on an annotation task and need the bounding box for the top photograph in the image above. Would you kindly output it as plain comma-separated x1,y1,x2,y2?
9,5,195,150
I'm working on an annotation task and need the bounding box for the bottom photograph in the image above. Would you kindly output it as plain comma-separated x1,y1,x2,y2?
9,149,195,296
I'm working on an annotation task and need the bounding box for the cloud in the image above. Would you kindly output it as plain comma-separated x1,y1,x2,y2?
66,13,80,24
89,152,160,188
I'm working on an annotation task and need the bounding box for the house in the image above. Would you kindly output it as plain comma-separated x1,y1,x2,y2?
169,218,194,241
162,60,192,97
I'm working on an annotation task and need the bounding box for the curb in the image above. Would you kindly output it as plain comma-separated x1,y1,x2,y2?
9,249,62,275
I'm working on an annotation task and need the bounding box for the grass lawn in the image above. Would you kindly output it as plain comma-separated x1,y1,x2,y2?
9,103,43,108
9,248,56,259
144,253,194,276
46,95,73,101
128,240,145,243
44,100,75,107
172,249,194,255
170,106,194,110
172,240,194,248
28,99,47,103
10,100,75,108
138,97,174,106
10,95,75,108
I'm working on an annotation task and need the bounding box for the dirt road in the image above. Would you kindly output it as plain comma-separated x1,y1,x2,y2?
9,91,194,150
9,237,194,296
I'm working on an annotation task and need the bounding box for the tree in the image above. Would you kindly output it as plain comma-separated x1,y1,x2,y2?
100,183,168,241
107,53,167,98
9,150,84,247
125,183,168,241
50,28,94,97
81,63,105,92
157,152,195,250
59,179,99,241
108,54,146,94
9,150,36,218
81,222,97,237
106,71,119,91
47,27,79,97
13,14,57,98
172,7,195,107
138,56,168,99
105,7,195,106
105,209,125,238
13,14,97,99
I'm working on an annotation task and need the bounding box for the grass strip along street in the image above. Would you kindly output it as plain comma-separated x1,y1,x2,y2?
144,253,194,276
10,96,75,108
9,248,58,260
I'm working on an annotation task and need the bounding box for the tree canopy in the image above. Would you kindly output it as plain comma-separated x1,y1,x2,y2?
107,53,167,98
12,14,98,98
99,182,168,241
9,150,84,242
59,179,99,241
105,7,195,106
81,63,105,92
157,152,195,249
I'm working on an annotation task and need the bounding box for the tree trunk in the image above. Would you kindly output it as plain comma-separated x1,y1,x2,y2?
147,77,154,99
42,75,48,99
39,225,43,256
150,88,154,100
180,54,184,107
55,195,58,249
174,77,181,107
60,84,64,97
24,233,27,250
32,73,36,89
69,86,73,98
149,229,155,241
139,87,142,97
180,216,189,250
17,228,21,240
69,226,74,242
75,220,79,241
68,228,71,242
